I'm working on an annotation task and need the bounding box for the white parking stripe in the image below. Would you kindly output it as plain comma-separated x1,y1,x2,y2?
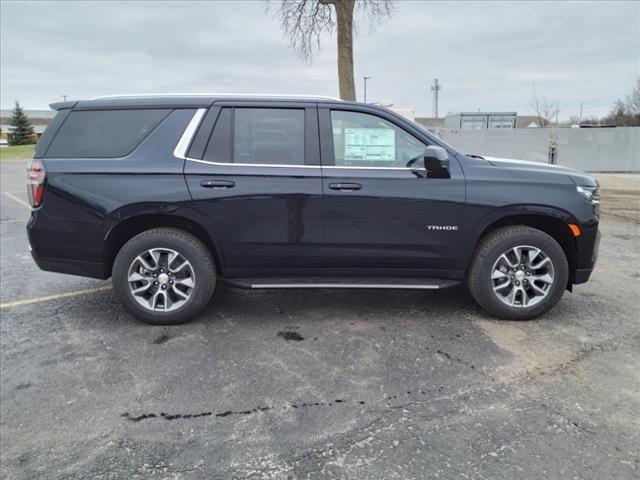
3,192,31,209
0,286,112,309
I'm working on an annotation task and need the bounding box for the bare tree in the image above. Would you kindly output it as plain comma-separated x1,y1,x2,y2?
529,87,561,127
269,0,393,101
602,79,640,126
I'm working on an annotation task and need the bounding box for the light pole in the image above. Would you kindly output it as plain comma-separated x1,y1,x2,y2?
363,76,371,103
61,95,68,102
579,102,584,124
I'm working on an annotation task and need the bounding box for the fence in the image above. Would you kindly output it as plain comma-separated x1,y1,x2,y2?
439,127,640,172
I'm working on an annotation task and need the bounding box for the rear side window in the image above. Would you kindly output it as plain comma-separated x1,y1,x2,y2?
202,107,305,165
45,109,170,158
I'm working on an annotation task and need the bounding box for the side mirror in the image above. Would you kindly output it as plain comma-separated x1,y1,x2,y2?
424,145,450,178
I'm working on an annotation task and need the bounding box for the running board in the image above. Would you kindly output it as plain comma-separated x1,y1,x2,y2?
223,277,460,290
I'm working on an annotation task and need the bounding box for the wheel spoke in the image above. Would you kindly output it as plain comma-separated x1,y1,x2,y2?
530,256,551,269
135,255,156,271
491,269,508,280
128,272,146,282
527,248,541,266
493,280,512,292
170,260,189,273
132,281,152,294
532,273,553,284
500,253,517,269
172,286,189,299
175,277,195,288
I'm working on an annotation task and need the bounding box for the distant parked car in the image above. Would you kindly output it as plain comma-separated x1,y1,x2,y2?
0,139,8,148
26,94,600,325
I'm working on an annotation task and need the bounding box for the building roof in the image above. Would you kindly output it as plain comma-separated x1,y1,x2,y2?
415,117,445,128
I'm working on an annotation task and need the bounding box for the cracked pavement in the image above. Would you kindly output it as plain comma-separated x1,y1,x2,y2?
1,160,639,479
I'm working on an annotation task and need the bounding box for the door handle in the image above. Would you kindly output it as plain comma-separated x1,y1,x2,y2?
329,182,362,191
200,180,235,189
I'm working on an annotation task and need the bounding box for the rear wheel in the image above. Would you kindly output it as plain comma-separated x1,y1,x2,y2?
467,226,569,320
112,228,216,325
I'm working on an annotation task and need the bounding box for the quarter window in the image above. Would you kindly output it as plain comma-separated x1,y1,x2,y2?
45,109,170,158
330,111,428,168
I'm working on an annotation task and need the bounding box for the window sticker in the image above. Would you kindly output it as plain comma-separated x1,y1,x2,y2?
343,128,395,162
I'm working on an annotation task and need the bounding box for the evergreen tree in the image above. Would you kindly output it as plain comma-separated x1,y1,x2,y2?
9,101,36,145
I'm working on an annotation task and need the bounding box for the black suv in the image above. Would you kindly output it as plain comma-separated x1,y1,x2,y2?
27,94,600,324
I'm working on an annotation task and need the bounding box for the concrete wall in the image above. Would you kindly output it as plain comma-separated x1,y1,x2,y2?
440,127,640,172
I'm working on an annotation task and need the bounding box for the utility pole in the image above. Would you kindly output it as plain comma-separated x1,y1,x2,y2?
430,78,441,118
363,76,371,103
579,102,584,124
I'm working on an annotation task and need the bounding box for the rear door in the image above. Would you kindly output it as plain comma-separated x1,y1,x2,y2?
319,105,466,275
183,102,323,276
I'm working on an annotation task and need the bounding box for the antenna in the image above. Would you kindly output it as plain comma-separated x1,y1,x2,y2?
430,78,441,118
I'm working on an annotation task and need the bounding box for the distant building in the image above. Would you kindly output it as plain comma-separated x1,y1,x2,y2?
0,109,55,140
445,112,517,130
415,117,445,132
385,105,416,122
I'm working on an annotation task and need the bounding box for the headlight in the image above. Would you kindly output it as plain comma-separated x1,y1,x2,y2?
576,185,600,204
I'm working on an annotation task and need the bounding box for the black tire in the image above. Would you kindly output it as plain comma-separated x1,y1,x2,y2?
467,226,569,320
112,228,216,325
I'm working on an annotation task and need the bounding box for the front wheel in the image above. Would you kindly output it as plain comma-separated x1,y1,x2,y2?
112,228,216,325
467,226,569,320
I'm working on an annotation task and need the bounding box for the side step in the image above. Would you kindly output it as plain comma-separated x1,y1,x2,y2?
223,277,460,290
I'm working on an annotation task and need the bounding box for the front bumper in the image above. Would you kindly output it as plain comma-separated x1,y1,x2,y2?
574,228,600,285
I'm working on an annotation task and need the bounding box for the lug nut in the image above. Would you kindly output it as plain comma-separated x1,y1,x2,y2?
154,281,159,285
526,272,531,276
515,281,520,286
160,268,164,273
153,273,157,278
524,280,528,284
169,280,173,284
162,285,167,290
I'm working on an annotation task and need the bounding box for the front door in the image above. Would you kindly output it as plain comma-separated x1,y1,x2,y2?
184,104,323,276
319,106,465,276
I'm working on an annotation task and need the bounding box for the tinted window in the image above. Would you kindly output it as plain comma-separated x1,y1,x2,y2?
45,109,170,158
34,109,70,158
233,108,304,165
202,108,232,163
331,111,428,168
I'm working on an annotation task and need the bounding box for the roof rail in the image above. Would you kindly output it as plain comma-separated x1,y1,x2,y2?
90,93,342,101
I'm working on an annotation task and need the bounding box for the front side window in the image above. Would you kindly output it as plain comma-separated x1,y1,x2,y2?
233,108,305,165
45,109,170,158
330,110,428,168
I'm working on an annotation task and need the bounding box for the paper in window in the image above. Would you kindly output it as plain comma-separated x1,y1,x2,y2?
343,128,395,162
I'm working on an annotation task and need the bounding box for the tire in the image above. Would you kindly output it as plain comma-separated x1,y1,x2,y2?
112,228,216,325
467,226,569,320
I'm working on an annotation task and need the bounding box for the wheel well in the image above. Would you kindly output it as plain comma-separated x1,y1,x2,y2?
478,214,578,284
103,215,222,277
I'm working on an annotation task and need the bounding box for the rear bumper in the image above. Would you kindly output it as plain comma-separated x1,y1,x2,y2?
30,249,108,279
27,210,111,279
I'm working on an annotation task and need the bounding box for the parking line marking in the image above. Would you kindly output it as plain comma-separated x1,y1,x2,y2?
0,219,26,224
0,286,112,309
3,192,31,210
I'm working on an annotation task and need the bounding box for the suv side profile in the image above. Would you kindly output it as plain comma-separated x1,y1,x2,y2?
27,94,600,324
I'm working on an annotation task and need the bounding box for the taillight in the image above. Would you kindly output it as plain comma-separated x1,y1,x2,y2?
27,160,46,208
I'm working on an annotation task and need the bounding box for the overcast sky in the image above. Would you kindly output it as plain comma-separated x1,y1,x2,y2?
1,1,638,119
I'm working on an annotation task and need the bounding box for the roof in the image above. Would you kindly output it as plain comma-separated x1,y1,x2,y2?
447,111,518,117
415,117,445,128
51,93,344,111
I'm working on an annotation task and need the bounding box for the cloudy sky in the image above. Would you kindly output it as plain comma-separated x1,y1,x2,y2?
1,1,638,119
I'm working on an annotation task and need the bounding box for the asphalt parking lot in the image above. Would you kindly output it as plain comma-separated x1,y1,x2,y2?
1,159,639,479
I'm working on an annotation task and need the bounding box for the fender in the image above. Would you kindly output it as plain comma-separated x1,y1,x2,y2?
454,203,580,272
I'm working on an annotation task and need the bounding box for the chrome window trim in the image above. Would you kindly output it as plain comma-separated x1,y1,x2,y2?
184,157,424,171
173,108,207,159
